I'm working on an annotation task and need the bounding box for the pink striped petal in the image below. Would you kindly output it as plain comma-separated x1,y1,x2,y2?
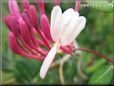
40,43,60,79
22,0,29,9
40,14,52,40
8,0,21,18
36,0,45,15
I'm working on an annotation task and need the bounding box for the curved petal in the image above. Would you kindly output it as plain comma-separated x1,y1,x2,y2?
61,15,86,46
61,8,75,29
40,43,60,79
50,6,62,42
60,8,78,35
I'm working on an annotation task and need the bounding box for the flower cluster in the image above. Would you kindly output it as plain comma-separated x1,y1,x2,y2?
4,0,86,79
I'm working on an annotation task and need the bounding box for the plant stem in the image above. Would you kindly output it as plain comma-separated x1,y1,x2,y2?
75,48,114,65
75,0,81,11
59,62,65,84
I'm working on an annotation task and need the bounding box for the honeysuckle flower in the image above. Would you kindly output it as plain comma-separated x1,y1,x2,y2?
4,0,86,79
40,6,86,79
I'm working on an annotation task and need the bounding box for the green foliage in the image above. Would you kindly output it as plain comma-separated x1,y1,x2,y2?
86,59,106,73
14,58,41,84
89,65,114,84
85,0,113,12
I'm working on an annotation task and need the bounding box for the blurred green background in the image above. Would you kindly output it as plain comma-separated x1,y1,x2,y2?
1,0,114,85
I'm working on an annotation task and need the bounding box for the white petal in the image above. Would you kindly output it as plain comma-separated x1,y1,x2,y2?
61,15,86,46
40,43,60,79
60,8,77,33
60,12,79,45
50,6,62,42
61,8,74,26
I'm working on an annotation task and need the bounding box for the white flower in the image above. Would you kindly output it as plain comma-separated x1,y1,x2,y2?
40,6,86,79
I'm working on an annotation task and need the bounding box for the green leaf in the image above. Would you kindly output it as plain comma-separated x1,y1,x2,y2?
14,58,41,84
89,65,114,84
2,72,14,83
2,54,14,72
86,59,106,73
85,0,113,12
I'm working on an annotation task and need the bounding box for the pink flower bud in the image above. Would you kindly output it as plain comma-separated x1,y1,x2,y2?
22,12,51,49
36,0,45,15
22,11,33,29
8,32,26,56
22,0,29,9
19,18,33,47
8,0,21,18
28,5,38,29
40,14,52,40
7,16,20,37
3,16,12,31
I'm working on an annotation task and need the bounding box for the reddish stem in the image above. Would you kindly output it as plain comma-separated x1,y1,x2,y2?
75,48,114,65
75,0,81,12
